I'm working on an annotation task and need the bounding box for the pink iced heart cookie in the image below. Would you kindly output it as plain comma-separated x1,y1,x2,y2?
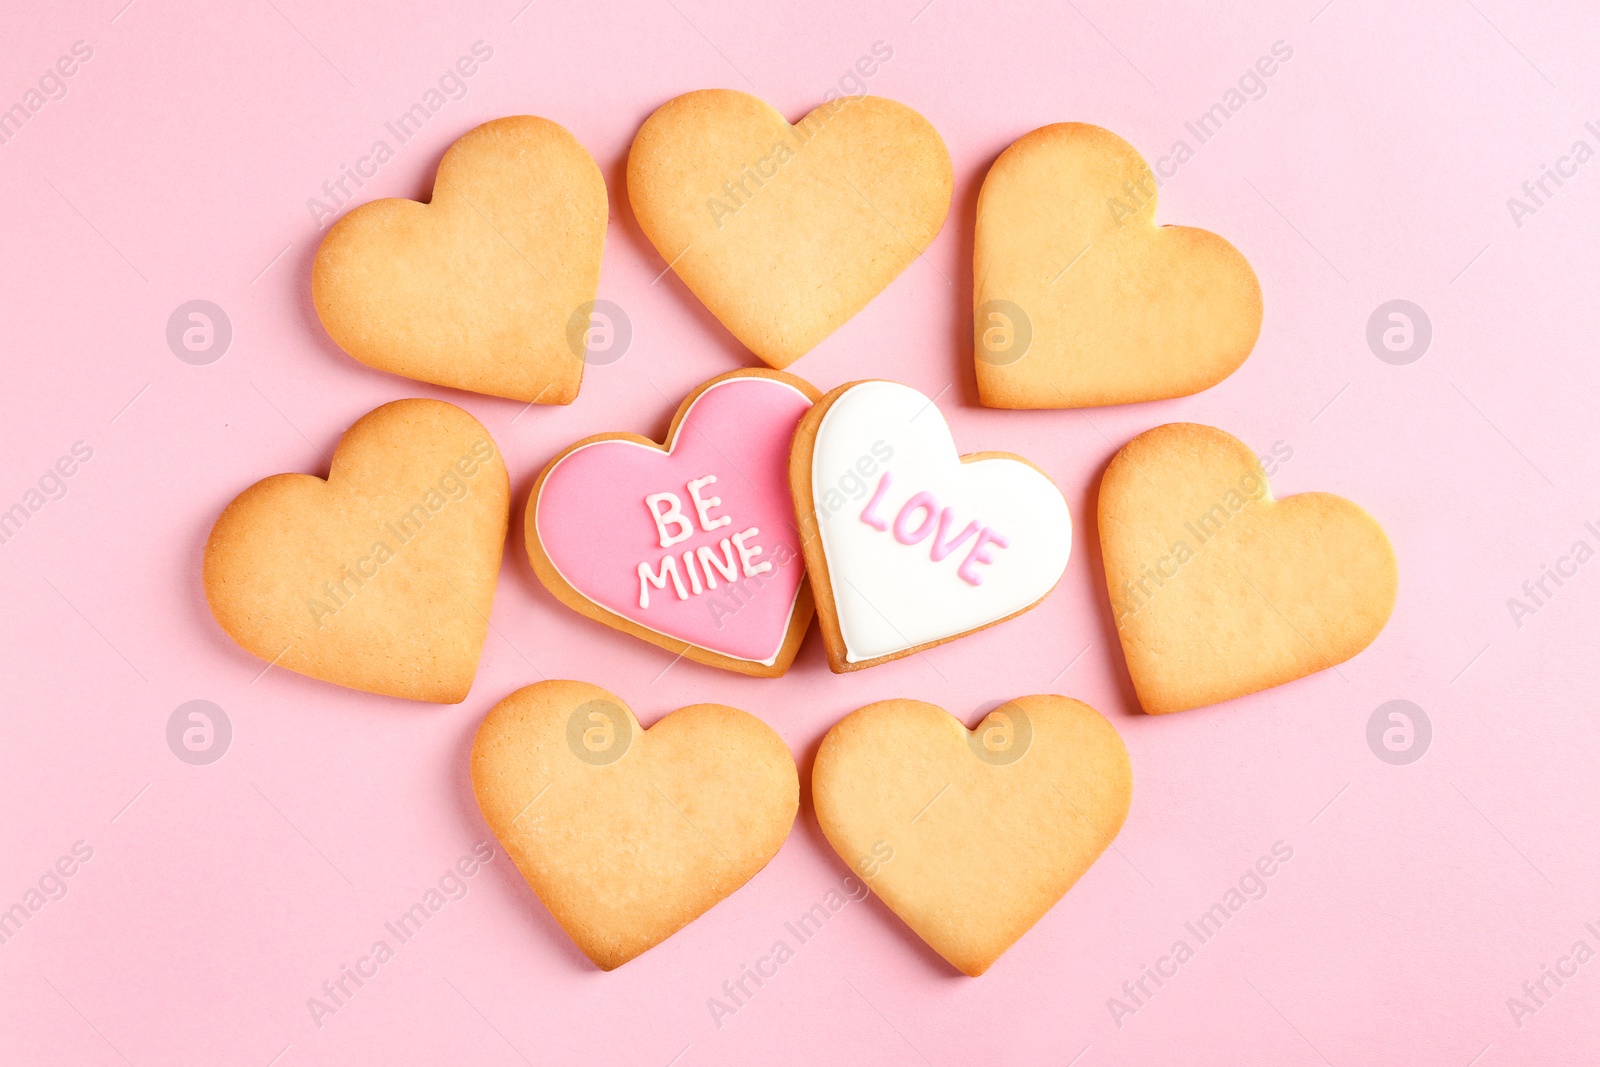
527,370,819,676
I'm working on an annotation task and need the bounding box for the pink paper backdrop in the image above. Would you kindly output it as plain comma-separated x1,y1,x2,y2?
2,0,1596,1063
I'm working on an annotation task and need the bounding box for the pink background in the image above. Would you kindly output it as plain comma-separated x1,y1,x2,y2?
1,0,1595,1064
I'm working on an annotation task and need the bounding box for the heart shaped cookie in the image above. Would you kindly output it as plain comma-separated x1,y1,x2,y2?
790,380,1072,672
471,680,798,969
627,90,952,368
974,123,1262,408
813,694,1132,976
527,370,818,676
313,116,607,404
1100,422,1398,714
203,399,509,703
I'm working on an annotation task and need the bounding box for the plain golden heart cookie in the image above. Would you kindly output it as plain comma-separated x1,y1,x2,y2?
1100,422,1398,714
627,89,952,368
313,116,606,404
471,681,798,969
812,695,1131,976
203,399,509,703
974,123,1262,408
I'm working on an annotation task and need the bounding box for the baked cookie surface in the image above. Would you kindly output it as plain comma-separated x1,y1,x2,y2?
813,694,1132,976
313,115,607,403
628,90,952,368
203,399,510,703
1100,422,1398,714
471,680,798,969
974,123,1262,408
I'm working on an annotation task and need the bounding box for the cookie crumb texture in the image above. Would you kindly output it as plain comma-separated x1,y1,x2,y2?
472,681,798,969
313,115,607,403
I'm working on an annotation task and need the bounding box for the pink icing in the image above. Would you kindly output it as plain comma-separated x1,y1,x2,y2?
859,471,892,531
957,528,1010,585
930,511,981,562
892,492,939,545
857,475,1011,584
535,376,812,663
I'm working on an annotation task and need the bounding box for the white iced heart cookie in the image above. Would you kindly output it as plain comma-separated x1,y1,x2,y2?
790,380,1073,671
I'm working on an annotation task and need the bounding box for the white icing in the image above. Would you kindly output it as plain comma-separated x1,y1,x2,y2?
733,527,772,576
638,556,686,607
645,491,693,547
686,475,731,531
811,380,1073,662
